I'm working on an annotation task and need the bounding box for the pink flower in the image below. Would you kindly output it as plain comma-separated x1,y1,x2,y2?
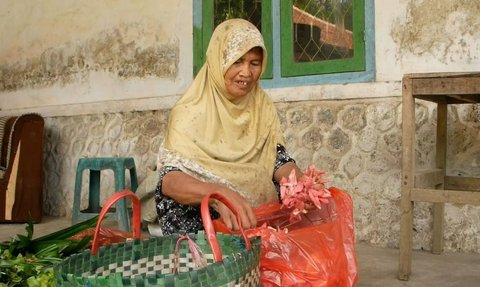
280,165,331,223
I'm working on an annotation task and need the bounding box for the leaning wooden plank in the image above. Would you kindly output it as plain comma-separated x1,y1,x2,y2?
5,142,21,220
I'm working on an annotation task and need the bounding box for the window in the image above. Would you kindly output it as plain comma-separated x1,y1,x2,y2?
194,0,273,78
194,0,373,85
281,0,365,76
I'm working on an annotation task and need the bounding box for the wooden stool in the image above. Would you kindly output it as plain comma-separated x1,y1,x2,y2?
72,157,138,231
398,72,480,280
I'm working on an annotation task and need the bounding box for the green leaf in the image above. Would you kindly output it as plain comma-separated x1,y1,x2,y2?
60,236,93,257
26,216,34,240
32,243,60,259
32,216,99,242
0,216,101,286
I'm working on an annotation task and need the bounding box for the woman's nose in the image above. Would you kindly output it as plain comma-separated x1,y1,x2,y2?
239,64,252,76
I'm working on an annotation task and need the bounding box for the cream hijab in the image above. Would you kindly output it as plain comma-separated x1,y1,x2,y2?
158,19,284,206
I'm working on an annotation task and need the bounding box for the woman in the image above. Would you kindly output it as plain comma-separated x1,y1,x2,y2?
155,18,303,235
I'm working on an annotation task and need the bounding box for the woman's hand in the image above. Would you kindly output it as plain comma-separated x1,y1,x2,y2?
162,171,256,231
211,186,257,231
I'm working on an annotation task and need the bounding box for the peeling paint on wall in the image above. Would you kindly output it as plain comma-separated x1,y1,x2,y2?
391,0,480,63
0,23,179,92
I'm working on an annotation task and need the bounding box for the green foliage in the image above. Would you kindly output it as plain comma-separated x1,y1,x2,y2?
214,0,248,26
0,249,58,287
0,216,99,286
213,0,263,28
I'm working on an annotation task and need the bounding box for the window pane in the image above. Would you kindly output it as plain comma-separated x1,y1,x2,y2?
293,0,353,62
214,0,262,30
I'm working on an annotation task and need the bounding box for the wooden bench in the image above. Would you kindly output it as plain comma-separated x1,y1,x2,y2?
398,72,480,280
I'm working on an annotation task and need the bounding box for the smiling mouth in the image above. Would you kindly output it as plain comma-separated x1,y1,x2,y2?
237,80,249,87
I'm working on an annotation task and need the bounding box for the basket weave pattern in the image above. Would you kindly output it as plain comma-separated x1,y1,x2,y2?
54,191,262,287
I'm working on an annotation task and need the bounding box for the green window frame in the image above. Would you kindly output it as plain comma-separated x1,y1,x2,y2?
280,0,365,77
194,0,370,84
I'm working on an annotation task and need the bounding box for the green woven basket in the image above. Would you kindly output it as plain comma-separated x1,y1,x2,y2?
54,191,262,287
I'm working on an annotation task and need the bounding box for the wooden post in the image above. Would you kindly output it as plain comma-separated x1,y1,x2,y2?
398,76,415,280
432,103,447,254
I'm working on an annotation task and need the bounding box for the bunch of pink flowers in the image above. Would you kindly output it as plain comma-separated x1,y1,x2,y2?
279,165,332,222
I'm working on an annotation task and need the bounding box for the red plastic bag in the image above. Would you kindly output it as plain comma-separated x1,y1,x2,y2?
69,227,140,248
214,187,358,287
254,197,337,231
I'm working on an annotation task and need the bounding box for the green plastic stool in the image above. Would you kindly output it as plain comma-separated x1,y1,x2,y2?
72,157,138,231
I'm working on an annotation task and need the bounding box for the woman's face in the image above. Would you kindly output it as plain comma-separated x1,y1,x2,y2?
224,47,263,98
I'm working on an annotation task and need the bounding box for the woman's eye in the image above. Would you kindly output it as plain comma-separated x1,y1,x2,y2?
251,61,261,66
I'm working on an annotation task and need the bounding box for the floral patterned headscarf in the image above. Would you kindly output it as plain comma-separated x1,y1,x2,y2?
158,19,285,205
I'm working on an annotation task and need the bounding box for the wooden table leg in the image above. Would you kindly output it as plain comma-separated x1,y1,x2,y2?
432,103,447,254
399,77,415,280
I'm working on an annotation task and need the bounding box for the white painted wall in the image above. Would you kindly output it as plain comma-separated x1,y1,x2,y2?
0,0,193,116
375,0,480,82
0,0,479,115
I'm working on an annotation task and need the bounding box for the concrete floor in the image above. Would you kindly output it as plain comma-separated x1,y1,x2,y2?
1,216,479,287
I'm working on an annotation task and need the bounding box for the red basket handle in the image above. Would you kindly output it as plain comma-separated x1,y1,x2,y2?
200,192,252,262
91,190,141,255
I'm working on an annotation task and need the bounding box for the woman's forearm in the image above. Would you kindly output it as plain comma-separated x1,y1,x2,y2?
274,161,303,183
161,171,218,205
161,170,257,229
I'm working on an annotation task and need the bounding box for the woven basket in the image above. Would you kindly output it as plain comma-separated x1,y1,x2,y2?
54,190,262,286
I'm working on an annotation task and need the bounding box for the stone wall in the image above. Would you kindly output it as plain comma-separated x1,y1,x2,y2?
43,98,480,252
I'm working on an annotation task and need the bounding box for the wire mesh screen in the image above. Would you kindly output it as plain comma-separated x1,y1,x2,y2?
214,0,262,31
293,0,354,62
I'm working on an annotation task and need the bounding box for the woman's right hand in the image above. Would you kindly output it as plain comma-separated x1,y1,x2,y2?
162,171,256,230
211,186,257,231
